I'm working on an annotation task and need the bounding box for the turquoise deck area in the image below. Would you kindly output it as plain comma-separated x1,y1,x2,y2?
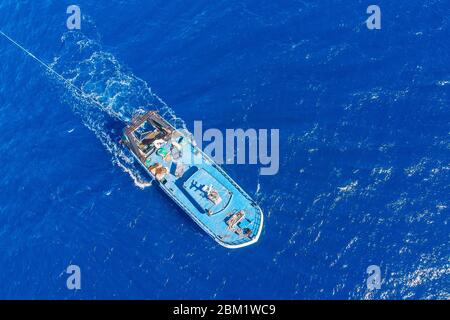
182,169,232,215
142,136,262,248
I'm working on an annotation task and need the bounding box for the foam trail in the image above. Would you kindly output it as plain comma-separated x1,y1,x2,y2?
1,29,184,188
0,30,160,188
52,32,186,128
51,32,187,187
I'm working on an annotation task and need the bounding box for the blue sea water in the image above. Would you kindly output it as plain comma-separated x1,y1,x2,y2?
0,0,448,299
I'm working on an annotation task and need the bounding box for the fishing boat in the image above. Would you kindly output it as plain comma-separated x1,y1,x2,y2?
121,111,263,248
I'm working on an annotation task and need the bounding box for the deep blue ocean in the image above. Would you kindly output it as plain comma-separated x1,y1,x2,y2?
0,1,448,299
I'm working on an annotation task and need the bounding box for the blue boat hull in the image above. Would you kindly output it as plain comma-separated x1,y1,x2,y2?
123,112,263,248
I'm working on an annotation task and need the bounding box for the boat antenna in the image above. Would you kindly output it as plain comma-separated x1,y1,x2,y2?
0,30,109,111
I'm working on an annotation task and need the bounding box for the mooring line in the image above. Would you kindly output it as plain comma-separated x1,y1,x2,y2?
0,30,112,113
